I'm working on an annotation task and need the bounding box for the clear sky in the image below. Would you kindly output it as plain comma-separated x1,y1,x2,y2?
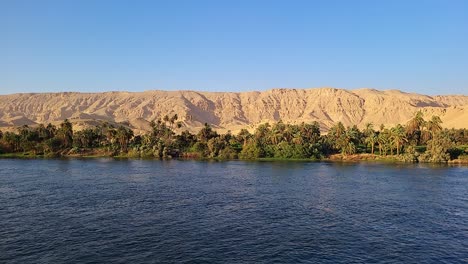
1,0,467,95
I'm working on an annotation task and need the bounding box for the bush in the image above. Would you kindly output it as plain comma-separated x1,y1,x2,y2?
273,142,309,159
218,147,238,159
448,148,464,160
126,148,140,158
239,142,265,159
399,145,419,163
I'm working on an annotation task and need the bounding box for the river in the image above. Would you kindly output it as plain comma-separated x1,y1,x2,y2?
0,159,467,263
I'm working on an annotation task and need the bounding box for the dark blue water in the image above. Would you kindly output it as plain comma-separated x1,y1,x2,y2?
0,159,467,263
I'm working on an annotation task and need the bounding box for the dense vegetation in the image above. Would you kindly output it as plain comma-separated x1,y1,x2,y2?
0,112,467,163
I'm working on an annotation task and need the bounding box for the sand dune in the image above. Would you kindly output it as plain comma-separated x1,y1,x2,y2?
0,88,467,133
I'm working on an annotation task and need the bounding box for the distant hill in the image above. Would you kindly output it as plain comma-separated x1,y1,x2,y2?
1,88,467,133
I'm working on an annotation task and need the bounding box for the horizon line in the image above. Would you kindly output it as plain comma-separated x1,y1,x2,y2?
0,87,466,97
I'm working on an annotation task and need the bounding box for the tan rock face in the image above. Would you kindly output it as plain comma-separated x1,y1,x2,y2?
0,88,467,133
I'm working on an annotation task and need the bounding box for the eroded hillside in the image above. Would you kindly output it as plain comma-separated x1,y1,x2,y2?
0,88,467,133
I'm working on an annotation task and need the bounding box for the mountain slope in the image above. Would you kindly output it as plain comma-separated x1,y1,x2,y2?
0,88,467,133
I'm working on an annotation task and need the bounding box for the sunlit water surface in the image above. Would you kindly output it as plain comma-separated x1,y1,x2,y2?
0,159,467,263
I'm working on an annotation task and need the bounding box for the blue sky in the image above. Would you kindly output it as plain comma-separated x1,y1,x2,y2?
1,0,467,95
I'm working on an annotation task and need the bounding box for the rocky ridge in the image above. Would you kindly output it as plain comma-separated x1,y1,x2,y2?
0,88,467,133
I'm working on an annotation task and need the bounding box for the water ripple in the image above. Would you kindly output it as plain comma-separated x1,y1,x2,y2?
0,159,467,263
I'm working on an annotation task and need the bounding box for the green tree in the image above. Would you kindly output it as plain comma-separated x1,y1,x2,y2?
197,123,218,142
406,111,425,144
237,129,251,147
391,124,407,155
239,140,265,159
2,132,20,152
426,116,442,137
116,126,134,152
363,123,377,154
426,115,443,152
300,121,321,144
327,122,358,155
58,119,73,148
420,130,452,162
254,123,271,146
327,122,346,153
73,128,97,148
207,137,225,157
273,141,309,159
377,130,391,155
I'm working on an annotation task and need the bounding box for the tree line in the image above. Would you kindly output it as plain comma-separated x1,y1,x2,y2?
0,111,467,162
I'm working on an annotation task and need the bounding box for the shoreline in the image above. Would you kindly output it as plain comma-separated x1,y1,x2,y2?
1,152,467,165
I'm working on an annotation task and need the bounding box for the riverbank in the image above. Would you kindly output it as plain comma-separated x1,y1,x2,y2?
326,153,399,162
2,151,468,164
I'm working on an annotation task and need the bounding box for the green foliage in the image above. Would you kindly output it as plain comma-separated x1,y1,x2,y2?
58,119,74,148
399,145,419,163
239,141,265,159
272,142,309,159
43,138,63,154
363,123,377,154
0,112,465,163
191,142,208,157
218,146,238,159
447,147,464,160
197,123,218,142
327,122,359,155
419,131,453,163
406,110,425,145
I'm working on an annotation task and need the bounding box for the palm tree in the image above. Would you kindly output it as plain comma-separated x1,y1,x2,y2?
426,115,443,151
406,111,425,134
106,128,117,146
58,119,73,148
327,122,347,153
254,123,271,146
198,123,217,142
116,126,134,152
377,131,389,155
2,132,20,152
37,124,49,140
426,115,442,136
292,131,304,145
342,141,356,155
363,123,374,136
170,114,178,129
342,127,358,155
268,122,285,145
237,129,251,146
391,124,407,155
365,132,377,154
300,122,321,144
406,111,426,145
46,123,57,138
282,125,295,143
17,125,33,142
75,128,96,148
330,122,346,138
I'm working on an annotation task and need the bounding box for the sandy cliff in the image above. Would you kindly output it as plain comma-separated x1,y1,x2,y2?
0,88,467,133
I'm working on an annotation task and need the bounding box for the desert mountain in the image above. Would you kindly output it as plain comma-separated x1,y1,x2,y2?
0,88,467,133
